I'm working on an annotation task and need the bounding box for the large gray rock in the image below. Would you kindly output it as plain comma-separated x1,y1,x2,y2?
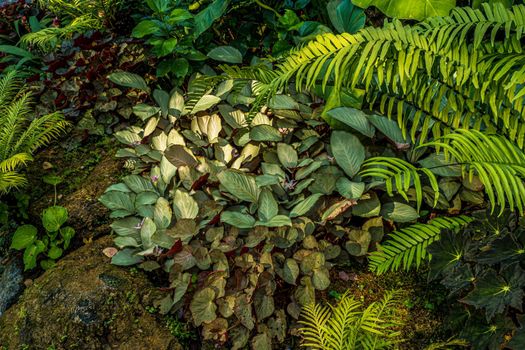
0,236,182,350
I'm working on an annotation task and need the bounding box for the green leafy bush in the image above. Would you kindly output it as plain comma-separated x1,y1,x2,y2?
10,205,75,270
427,210,525,349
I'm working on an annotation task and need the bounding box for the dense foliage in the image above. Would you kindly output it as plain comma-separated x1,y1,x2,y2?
1,0,525,349
428,211,525,349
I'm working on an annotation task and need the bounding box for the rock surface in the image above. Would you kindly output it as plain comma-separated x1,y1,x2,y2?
0,255,23,317
0,236,181,350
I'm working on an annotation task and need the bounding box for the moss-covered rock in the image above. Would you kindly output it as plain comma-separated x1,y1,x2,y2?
0,236,181,350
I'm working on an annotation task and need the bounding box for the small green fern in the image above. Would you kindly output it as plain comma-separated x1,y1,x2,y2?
299,290,405,350
368,215,473,275
0,71,69,193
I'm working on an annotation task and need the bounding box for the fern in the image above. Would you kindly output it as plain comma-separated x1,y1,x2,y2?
231,3,525,145
0,72,69,193
20,16,102,51
368,215,473,275
360,157,440,211
299,290,405,350
423,129,525,215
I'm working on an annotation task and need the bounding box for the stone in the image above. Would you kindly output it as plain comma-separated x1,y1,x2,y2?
0,255,23,317
0,236,182,350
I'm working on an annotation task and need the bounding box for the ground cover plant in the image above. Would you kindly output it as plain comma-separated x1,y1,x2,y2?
1,0,525,349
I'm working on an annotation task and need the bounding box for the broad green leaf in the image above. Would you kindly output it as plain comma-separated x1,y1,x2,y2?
42,206,68,233
218,169,260,203
190,287,217,326
255,215,292,227
207,46,243,63
221,211,256,229
282,258,300,284
250,125,283,142
367,114,408,144
277,143,298,168
290,193,323,218
336,177,365,199
352,0,456,20
258,189,278,222
141,217,156,249
312,267,330,290
192,94,221,114
108,72,150,92
132,20,161,38
327,107,375,137
331,131,365,177
461,266,525,320
10,225,37,250
47,245,63,260
60,226,75,250
269,95,300,110
23,240,46,270
111,217,142,236
380,202,419,222
123,175,155,193
327,0,366,34
173,190,199,220
111,248,144,266
194,0,229,37
352,192,381,217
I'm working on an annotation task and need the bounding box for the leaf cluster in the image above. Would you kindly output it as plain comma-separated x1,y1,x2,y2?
427,210,525,349
10,205,75,270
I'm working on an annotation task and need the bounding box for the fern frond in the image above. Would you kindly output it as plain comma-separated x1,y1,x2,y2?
254,3,525,145
20,16,102,51
360,157,440,211
0,171,27,193
0,153,33,172
368,215,473,275
12,112,69,155
298,302,331,349
325,292,361,350
423,129,525,215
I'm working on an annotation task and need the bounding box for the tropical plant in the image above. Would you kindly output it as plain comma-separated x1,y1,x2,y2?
0,71,68,193
298,289,405,349
427,210,525,349
10,204,75,270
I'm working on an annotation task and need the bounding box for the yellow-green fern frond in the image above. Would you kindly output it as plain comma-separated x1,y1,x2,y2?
368,215,474,275
0,72,68,193
299,290,405,350
0,153,33,173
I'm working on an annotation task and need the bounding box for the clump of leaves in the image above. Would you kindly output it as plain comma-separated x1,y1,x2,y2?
427,210,525,349
100,71,443,347
10,204,75,270
298,289,405,349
